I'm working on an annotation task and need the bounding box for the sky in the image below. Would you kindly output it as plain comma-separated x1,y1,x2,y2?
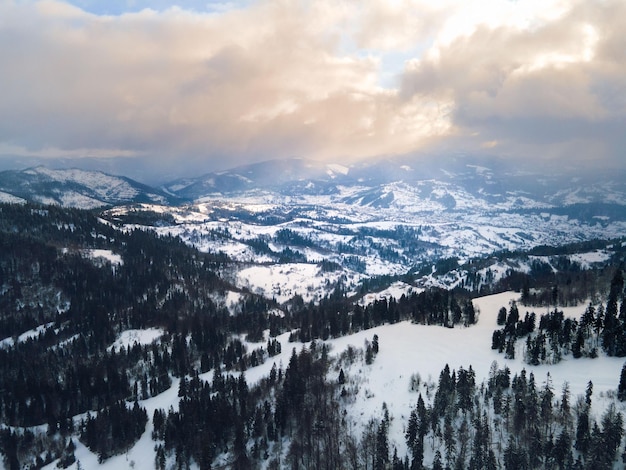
0,0,625,176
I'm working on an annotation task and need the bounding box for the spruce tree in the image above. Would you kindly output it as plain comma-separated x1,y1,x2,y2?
574,409,590,455
432,450,444,470
497,307,507,326
375,417,389,470
619,363,626,401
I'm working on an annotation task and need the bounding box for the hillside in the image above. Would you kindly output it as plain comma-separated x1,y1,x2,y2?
38,290,626,470
0,167,181,208
94,157,626,305
1,202,626,469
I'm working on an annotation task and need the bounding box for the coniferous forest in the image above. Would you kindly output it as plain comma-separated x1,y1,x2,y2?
0,202,625,469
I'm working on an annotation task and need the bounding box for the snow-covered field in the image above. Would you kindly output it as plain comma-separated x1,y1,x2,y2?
86,249,123,266
107,328,164,352
0,322,54,349
111,185,626,304
237,263,359,304
48,291,626,469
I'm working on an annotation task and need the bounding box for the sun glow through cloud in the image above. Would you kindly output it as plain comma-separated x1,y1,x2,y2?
0,0,624,173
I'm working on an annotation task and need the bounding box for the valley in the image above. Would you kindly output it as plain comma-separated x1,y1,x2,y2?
0,158,625,469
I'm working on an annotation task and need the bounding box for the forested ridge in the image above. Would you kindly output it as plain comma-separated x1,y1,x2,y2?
0,202,625,469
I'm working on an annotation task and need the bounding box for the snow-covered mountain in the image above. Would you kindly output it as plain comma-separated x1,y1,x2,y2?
163,156,626,209
163,158,350,199
0,166,182,208
3,158,625,302
96,157,626,303
2,181,626,469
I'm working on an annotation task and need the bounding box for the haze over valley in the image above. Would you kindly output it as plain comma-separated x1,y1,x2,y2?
1,1,626,469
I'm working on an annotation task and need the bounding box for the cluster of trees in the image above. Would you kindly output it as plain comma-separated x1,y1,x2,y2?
492,270,626,365
2,201,626,469
152,343,347,470
244,224,432,273
0,203,476,468
458,238,625,301
289,287,476,343
402,361,626,470
146,346,626,470
80,401,148,462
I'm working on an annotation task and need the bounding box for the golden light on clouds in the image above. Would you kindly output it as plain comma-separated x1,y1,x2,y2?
0,0,625,171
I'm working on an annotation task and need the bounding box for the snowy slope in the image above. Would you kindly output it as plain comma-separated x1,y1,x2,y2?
0,167,180,208
47,291,626,469
163,157,626,209
109,192,626,303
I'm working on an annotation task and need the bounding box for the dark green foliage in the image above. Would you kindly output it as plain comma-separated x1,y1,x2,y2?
494,270,626,366
0,203,277,429
80,401,147,461
406,394,427,469
497,307,507,326
619,363,626,401
1,202,626,469
503,435,527,470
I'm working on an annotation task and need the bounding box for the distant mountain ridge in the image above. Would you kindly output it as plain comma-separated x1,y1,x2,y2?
1,157,625,213
162,156,626,210
0,166,183,208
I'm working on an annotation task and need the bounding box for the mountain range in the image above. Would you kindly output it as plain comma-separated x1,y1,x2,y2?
2,159,625,297
0,166,180,209
1,157,626,469
2,156,626,210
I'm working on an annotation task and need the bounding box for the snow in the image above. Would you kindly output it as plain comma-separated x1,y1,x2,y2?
117,181,626,307
0,191,25,204
237,292,626,462
327,163,350,175
324,292,626,457
224,290,246,314
237,263,341,304
107,328,164,352
33,167,140,201
41,291,626,469
232,291,626,459
359,281,418,305
44,376,181,470
87,249,123,266
57,191,108,209
0,322,54,349
569,250,612,267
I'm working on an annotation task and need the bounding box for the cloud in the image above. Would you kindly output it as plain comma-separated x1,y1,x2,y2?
400,0,626,167
0,0,624,174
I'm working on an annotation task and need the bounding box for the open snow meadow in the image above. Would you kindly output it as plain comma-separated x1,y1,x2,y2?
46,291,626,470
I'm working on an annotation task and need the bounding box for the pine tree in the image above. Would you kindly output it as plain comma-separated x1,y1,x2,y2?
506,302,519,335
602,301,619,356
553,429,572,469
232,418,250,470
372,334,379,354
618,363,626,401
432,450,444,470
505,336,516,359
585,380,593,407
581,304,595,333
504,435,525,470
540,373,554,438
600,404,624,463
574,409,590,455
497,307,507,325
406,394,427,470
560,381,572,430
365,342,374,365
572,328,584,358
375,417,389,470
